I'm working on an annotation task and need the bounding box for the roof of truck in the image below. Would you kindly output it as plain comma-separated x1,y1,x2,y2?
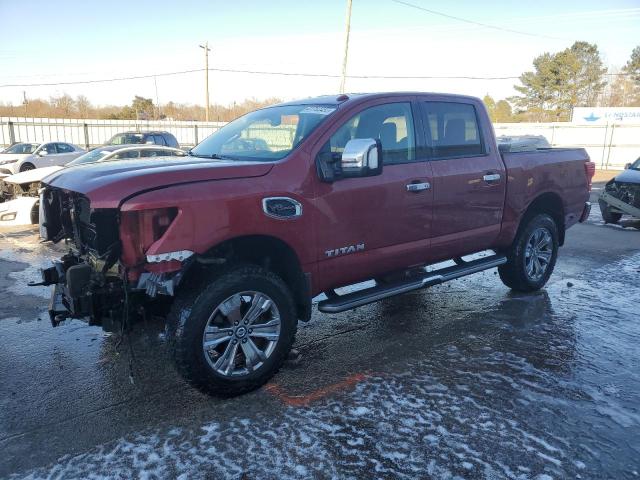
276,92,482,107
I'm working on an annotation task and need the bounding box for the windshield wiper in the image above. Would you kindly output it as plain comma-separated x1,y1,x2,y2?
188,151,235,160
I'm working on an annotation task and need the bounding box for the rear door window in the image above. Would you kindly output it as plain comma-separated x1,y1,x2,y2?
422,102,484,159
153,135,166,145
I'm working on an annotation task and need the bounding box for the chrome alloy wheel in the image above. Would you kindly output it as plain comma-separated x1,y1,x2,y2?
202,291,281,377
524,227,553,282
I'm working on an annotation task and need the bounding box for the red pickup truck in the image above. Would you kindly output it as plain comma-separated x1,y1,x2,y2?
36,92,594,396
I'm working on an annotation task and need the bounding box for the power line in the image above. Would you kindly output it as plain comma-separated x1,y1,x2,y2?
0,67,631,89
389,0,564,40
0,69,203,88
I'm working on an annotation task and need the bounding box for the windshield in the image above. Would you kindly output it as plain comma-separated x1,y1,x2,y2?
107,133,145,145
3,143,40,154
630,157,640,170
66,149,111,166
191,104,336,161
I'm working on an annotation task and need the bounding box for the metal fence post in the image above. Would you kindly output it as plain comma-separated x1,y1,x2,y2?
8,121,15,145
194,124,199,146
605,124,616,170
83,123,90,150
600,123,609,168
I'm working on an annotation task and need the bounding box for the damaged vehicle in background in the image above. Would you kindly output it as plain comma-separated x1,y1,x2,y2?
0,145,186,226
599,156,640,224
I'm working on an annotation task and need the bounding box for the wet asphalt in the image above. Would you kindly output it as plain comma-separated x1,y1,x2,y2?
1,185,639,479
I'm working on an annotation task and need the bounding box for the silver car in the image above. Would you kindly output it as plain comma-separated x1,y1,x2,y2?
0,142,85,174
66,144,185,166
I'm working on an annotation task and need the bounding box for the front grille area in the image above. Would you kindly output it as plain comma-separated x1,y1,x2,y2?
42,187,119,255
606,181,640,208
0,180,39,202
0,180,15,201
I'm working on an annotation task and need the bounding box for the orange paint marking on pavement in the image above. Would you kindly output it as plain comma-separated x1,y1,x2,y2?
265,372,369,407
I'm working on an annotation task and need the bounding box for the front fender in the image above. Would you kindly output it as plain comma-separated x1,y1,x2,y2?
118,178,315,269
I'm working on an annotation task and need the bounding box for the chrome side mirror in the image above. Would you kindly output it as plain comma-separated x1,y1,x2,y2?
624,163,632,170
340,138,383,177
38,150,48,156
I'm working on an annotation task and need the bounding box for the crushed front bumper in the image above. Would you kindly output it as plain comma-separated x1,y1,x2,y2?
599,191,640,219
34,254,126,327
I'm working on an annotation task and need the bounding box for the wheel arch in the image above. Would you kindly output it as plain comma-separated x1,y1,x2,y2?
19,161,35,172
520,192,565,245
187,234,312,322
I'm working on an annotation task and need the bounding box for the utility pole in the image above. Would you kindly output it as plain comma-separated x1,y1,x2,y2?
199,42,211,122
154,76,161,119
339,0,353,94
22,91,28,117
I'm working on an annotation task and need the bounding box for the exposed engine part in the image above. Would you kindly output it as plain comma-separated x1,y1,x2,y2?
600,179,640,220
605,181,640,209
137,272,178,297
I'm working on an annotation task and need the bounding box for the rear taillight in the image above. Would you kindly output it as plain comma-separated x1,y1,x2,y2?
584,161,596,192
120,207,178,265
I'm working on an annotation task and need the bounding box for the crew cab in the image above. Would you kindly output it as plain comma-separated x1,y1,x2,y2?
34,93,594,396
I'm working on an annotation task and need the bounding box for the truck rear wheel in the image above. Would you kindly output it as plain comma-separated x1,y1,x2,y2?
498,213,559,292
598,199,622,224
166,264,297,396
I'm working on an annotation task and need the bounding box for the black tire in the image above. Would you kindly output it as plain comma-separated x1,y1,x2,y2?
30,202,39,224
598,199,622,224
498,213,559,292
166,264,297,397
19,163,35,172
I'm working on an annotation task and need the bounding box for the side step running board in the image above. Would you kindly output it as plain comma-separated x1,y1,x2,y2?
318,254,507,314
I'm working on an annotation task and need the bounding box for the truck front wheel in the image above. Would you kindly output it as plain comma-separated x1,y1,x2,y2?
498,213,559,292
167,264,297,396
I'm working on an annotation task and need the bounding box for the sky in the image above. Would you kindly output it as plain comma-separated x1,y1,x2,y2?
0,0,638,109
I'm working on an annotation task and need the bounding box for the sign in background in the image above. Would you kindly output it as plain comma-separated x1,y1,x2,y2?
572,107,640,124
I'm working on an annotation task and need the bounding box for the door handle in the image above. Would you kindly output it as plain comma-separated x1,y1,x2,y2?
406,181,431,192
483,173,501,183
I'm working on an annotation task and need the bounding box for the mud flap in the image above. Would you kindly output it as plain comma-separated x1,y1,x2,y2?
579,202,591,223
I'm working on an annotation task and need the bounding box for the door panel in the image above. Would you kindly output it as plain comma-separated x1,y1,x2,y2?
312,100,433,292
420,101,505,260
37,144,57,167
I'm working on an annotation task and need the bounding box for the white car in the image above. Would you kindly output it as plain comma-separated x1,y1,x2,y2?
0,142,85,175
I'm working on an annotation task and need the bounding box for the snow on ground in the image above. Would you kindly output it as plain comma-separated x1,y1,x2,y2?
10,253,640,480
0,229,63,299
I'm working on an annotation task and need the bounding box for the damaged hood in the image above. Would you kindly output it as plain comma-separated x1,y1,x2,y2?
42,156,274,208
4,166,63,185
613,168,640,184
